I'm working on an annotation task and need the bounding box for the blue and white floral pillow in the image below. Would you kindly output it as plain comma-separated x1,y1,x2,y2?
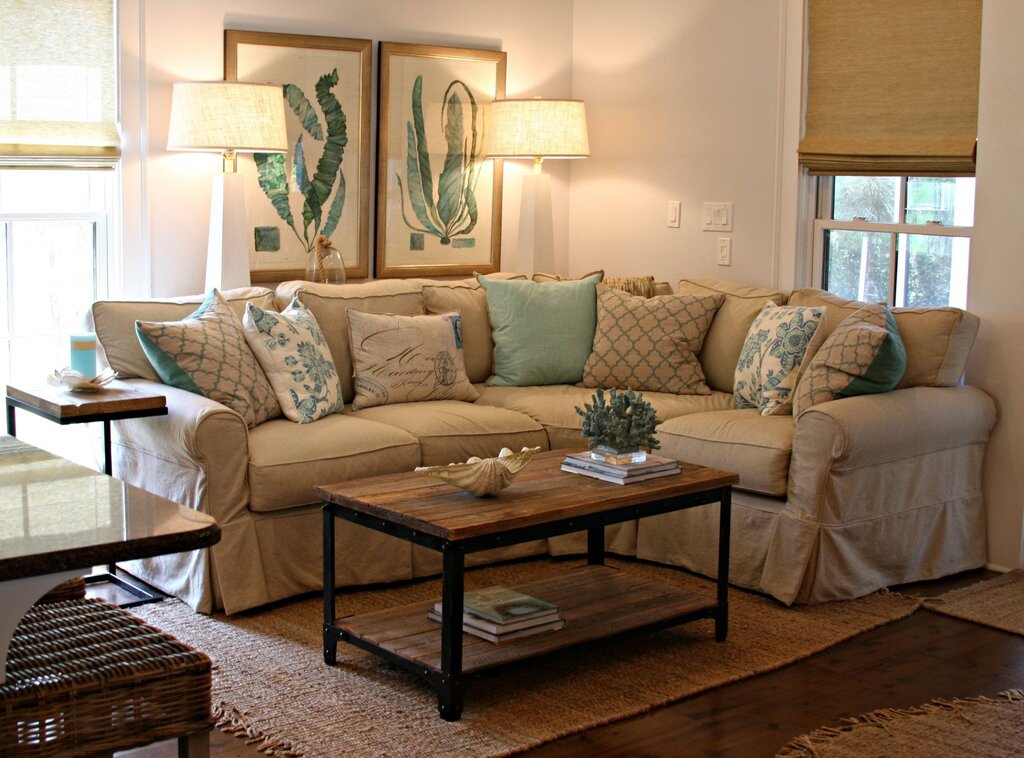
734,303,827,415
242,298,344,423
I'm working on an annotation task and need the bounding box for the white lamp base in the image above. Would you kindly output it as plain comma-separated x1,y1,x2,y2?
516,172,555,275
205,172,251,292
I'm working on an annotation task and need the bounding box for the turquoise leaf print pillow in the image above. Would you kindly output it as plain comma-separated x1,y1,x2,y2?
242,298,344,423
734,303,827,415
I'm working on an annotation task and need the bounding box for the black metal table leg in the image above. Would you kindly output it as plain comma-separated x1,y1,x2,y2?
715,487,732,642
6,400,15,437
437,543,465,721
587,525,605,565
323,505,337,666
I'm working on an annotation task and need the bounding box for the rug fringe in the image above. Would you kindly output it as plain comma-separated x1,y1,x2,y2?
214,701,304,758
776,690,1024,757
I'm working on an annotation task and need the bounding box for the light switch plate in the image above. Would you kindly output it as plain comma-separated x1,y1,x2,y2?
717,237,732,266
702,202,733,232
667,200,681,228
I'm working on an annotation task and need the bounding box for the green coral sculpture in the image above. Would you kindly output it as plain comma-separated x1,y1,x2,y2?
574,388,662,452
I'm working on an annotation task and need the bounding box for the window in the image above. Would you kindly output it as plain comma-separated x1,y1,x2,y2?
813,176,974,308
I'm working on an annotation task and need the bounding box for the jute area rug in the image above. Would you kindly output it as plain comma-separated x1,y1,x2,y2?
133,558,919,758
922,569,1024,635
778,690,1024,757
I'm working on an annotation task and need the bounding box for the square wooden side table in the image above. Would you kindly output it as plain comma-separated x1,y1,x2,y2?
5,380,169,606
5,380,168,476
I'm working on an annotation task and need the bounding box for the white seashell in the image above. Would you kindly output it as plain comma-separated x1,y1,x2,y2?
47,367,116,392
415,447,541,497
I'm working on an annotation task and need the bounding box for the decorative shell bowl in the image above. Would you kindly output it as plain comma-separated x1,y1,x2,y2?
47,367,116,392
415,447,541,497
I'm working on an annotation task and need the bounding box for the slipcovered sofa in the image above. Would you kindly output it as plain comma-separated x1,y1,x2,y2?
89,275,995,613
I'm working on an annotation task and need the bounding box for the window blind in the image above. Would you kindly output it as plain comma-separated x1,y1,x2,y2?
0,0,119,168
798,0,982,176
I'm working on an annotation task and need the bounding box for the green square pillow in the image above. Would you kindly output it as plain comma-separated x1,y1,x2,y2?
792,303,906,416
734,303,827,415
479,273,602,386
135,289,280,428
242,298,345,423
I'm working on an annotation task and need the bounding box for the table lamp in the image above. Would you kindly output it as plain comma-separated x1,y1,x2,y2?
485,99,589,274
167,81,288,291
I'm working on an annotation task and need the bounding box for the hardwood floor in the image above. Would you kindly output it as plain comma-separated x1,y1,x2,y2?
120,569,1024,758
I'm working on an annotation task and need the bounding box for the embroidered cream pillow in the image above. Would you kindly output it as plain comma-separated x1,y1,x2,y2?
347,310,479,410
242,298,344,423
734,303,827,415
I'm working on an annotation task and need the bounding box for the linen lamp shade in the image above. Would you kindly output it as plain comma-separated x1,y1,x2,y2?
485,98,589,276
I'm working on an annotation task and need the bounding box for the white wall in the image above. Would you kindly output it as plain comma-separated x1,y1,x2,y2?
568,0,789,286
130,0,574,296
966,0,1024,570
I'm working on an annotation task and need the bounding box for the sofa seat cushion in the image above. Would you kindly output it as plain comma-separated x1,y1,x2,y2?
248,415,421,512
347,400,549,466
475,384,734,450
655,409,794,496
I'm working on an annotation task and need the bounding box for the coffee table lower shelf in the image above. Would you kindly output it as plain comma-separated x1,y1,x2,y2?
329,565,719,678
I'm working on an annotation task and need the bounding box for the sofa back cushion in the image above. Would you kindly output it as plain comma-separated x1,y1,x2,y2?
90,287,276,381
421,280,496,384
787,288,979,388
676,277,787,393
275,279,424,403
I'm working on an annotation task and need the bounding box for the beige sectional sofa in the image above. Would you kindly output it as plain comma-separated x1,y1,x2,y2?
90,275,995,614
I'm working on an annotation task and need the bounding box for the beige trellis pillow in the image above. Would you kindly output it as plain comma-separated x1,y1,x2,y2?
347,310,479,410
580,286,724,395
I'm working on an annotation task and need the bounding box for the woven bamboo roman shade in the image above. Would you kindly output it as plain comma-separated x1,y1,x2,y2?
798,0,982,176
0,0,119,168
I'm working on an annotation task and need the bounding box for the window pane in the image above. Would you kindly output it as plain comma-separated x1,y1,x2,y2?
832,176,900,223
0,170,104,213
825,230,891,303
896,234,970,308
905,177,975,226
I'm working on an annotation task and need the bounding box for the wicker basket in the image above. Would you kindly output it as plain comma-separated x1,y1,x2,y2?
34,576,87,604
1,598,212,756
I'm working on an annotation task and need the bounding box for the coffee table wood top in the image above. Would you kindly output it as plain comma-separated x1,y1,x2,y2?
6,381,166,421
315,449,738,542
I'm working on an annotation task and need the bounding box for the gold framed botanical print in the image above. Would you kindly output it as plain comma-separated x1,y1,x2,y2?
375,42,505,278
225,30,371,281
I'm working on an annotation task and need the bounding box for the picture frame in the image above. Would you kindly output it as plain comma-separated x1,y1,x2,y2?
225,30,371,281
376,42,506,278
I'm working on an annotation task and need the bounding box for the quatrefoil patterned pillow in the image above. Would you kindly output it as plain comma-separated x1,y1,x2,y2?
580,285,725,395
135,289,280,428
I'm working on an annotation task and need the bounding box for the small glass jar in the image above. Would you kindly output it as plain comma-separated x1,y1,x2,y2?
306,239,346,284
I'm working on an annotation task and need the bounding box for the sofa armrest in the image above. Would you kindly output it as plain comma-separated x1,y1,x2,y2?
787,385,996,524
111,380,251,525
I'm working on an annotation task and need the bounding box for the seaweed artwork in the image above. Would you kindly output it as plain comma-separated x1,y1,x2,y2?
254,68,348,255
395,75,482,246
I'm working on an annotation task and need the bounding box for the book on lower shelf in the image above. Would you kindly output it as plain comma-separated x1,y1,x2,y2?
561,452,681,484
429,585,564,643
427,609,565,643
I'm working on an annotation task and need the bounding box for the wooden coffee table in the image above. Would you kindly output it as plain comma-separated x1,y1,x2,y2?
318,449,737,721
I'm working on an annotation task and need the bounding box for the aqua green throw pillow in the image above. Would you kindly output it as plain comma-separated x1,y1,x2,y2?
479,274,602,386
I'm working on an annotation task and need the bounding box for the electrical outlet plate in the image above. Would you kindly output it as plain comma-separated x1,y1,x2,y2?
717,237,732,266
702,202,733,232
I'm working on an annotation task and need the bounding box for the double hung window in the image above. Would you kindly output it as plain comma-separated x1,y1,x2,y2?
814,176,974,309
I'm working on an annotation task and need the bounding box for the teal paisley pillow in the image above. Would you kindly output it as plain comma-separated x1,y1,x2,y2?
242,298,344,423
734,303,827,415
135,289,281,428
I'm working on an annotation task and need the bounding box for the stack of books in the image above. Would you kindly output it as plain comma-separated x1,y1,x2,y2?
561,451,681,484
428,586,564,643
